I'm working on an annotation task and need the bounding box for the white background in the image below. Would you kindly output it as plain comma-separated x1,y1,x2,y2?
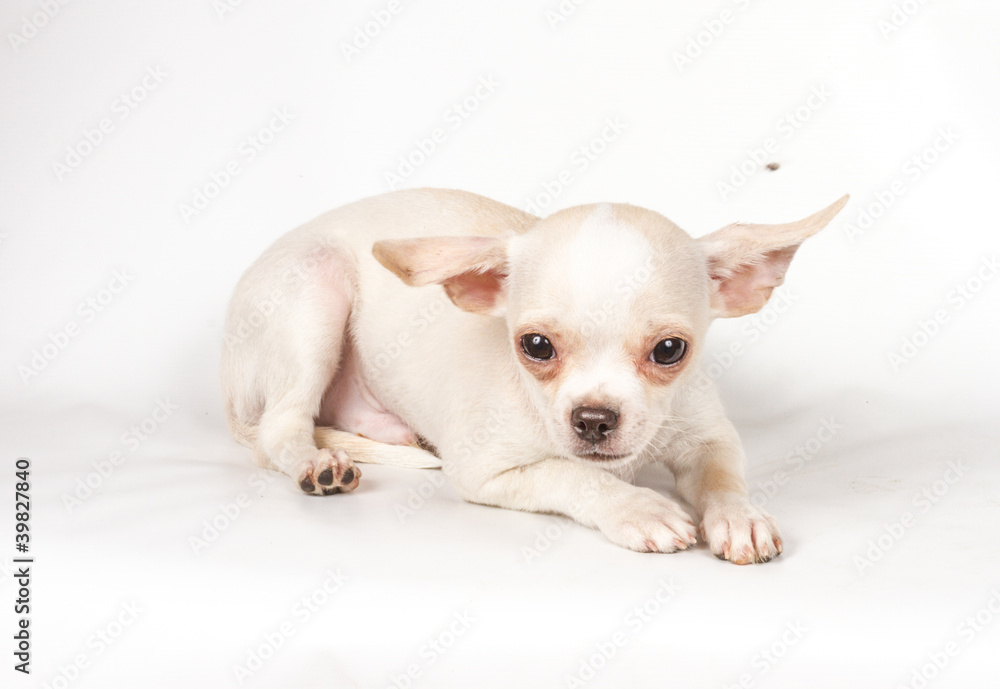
2,1,999,687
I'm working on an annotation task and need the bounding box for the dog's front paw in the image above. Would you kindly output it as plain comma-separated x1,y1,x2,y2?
296,448,361,495
701,497,782,565
597,487,698,553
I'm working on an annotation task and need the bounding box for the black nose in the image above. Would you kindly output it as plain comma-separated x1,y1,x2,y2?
571,407,619,444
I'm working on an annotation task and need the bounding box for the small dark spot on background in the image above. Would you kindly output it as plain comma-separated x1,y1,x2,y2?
766,162,780,171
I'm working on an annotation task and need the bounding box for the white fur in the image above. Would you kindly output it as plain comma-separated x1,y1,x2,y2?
567,204,652,309
221,188,847,563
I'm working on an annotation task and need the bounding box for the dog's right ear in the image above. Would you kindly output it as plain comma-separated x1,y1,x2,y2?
373,236,509,316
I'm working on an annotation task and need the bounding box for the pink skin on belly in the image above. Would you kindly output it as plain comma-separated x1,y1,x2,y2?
317,340,418,446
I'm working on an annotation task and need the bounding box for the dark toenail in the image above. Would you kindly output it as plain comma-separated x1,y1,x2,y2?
317,468,334,485
341,468,355,484
299,478,315,492
322,487,342,496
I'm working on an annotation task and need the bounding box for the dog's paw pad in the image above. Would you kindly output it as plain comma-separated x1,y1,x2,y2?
295,449,361,496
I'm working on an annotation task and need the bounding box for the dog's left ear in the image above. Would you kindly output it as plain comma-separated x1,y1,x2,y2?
699,195,849,318
373,236,509,316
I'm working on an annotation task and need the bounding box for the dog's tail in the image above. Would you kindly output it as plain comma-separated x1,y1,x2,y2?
314,427,443,469
226,415,442,469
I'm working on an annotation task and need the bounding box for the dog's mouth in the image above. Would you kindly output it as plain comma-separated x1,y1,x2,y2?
574,450,631,462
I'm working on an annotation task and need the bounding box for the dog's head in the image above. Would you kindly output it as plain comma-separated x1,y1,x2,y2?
374,195,847,467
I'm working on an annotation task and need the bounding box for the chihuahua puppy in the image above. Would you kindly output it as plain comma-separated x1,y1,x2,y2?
222,188,847,564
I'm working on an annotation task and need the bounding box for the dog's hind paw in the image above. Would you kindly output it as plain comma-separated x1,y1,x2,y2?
296,448,361,496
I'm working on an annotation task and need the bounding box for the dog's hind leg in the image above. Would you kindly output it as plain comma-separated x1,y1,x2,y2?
230,246,363,495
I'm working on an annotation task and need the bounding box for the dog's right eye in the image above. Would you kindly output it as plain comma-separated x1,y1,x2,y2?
520,333,555,361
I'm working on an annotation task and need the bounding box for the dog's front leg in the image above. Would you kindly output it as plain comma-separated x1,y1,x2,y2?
668,433,783,565
453,457,698,553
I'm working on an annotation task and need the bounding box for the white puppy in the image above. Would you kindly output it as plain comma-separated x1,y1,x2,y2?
222,189,847,564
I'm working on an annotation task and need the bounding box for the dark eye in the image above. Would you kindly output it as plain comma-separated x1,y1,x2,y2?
651,338,687,366
520,333,555,361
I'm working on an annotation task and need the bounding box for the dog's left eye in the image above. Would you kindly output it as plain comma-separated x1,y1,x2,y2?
651,338,687,366
521,333,555,360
